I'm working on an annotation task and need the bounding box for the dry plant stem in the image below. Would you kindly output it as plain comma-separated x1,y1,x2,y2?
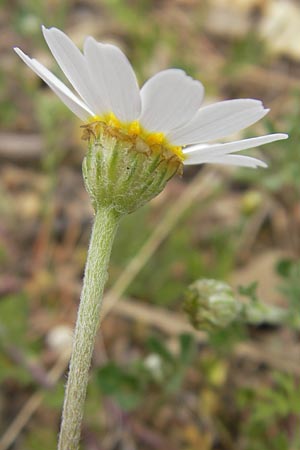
58,207,120,450
0,351,70,450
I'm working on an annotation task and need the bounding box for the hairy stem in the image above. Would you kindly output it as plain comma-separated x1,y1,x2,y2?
58,207,120,450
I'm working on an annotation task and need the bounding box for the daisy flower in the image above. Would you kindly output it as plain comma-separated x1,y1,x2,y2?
14,26,287,170
14,27,289,450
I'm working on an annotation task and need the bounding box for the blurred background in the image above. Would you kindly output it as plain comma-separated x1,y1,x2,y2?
1,0,300,449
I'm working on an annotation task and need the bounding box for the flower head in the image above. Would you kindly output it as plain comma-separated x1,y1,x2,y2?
15,26,287,172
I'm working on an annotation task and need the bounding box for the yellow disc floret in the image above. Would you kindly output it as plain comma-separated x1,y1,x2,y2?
128,120,141,135
88,113,185,162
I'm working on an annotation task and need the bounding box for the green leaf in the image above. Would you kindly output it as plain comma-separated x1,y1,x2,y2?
276,259,293,278
179,333,195,366
238,282,259,303
96,362,143,411
0,293,28,344
147,336,175,365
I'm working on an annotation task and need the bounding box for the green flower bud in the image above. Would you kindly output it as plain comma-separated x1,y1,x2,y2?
184,279,242,331
82,120,182,215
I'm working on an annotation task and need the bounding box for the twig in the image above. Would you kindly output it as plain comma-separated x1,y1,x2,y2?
114,295,206,339
0,133,43,161
112,296,300,377
2,344,53,389
237,200,273,257
0,351,70,450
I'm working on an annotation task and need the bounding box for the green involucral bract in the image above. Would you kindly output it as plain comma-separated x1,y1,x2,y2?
82,121,183,215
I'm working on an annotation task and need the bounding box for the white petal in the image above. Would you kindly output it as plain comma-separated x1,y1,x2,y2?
168,99,269,145
183,133,288,163
14,47,93,120
42,26,104,115
139,69,204,133
202,155,268,168
84,37,141,122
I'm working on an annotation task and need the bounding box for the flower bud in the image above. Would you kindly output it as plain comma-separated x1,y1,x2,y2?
184,279,242,331
82,120,182,215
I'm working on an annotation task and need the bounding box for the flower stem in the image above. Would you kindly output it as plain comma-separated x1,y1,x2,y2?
58,207,120,450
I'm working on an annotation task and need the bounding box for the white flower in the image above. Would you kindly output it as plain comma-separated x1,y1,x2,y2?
14,26,288,168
